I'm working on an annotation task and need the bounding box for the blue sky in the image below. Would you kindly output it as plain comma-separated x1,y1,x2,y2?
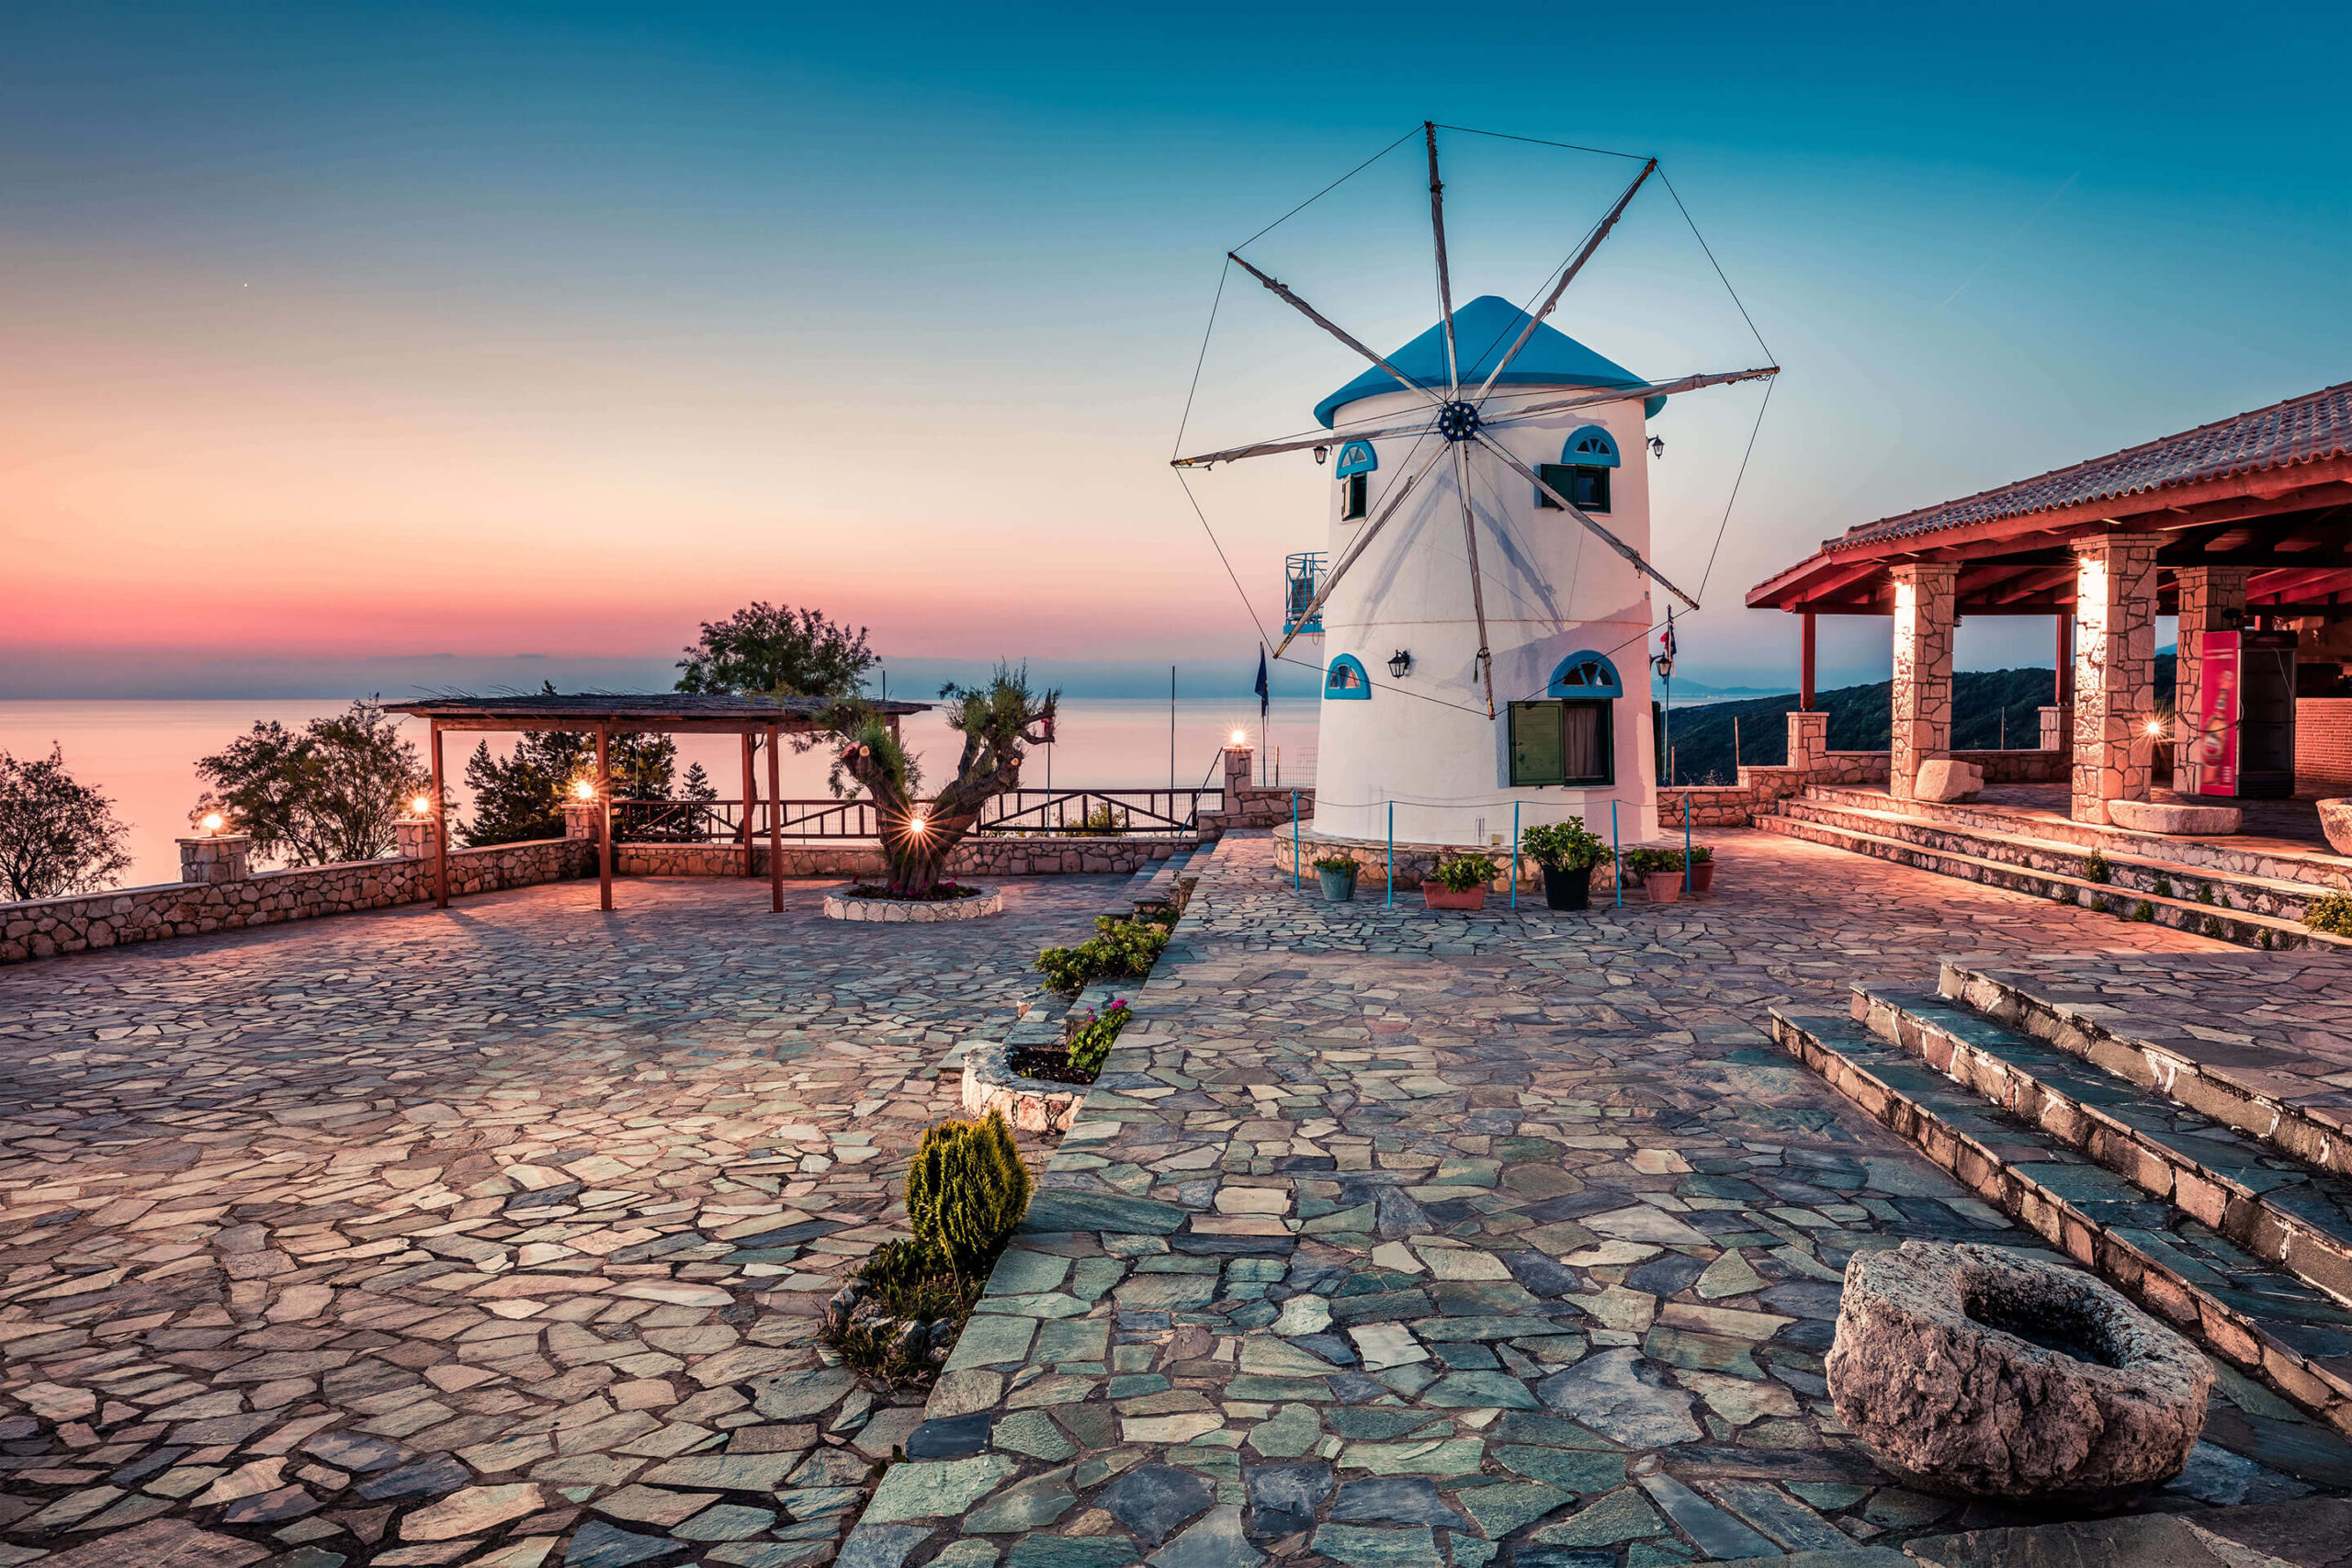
5,2,2348,696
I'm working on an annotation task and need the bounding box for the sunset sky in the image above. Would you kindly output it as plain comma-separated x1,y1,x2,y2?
7,3,2351,696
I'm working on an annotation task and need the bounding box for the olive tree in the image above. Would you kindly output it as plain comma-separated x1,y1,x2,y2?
0,745,132,902
192,699,428,866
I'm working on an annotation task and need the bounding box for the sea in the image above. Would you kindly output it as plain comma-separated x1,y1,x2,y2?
0,696,1322,893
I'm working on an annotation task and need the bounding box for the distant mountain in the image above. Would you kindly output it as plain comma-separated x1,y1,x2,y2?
1656,660,2176,786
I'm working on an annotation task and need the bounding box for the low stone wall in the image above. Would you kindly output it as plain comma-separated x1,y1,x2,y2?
1198,784,1316,835
616,836,1191,880
1951,748,2069,784
1,839,590,965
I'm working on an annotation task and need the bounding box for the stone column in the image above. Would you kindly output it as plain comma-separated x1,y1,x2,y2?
1787,710,1827,773
2038,706,2069,751
1889,562,1958,800
1222,744,1253,796
2070,533,2165,824
561,800,601,841
2174,566,2250,796
178,834,252,885
393,819,435,860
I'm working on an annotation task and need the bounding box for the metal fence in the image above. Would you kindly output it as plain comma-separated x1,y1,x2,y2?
611,789,1218,843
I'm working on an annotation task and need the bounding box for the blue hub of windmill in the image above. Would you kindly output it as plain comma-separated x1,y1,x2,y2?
1435,400,1481,441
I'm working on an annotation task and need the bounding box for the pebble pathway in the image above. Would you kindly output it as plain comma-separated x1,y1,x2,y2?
845,830,2352,1568
0,874,1120,1568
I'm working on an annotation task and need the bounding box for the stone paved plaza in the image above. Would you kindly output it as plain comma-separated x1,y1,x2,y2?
0,874,1119,1568
852,832,2352,1568
1,839,2350,1567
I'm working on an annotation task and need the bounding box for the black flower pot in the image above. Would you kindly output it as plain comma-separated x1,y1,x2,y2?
1542,864,1592,911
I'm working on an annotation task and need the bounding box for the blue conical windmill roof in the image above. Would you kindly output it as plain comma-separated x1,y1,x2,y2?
1313,295,1650,428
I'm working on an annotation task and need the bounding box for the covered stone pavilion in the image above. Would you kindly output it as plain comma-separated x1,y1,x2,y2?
1748,381,2352,823
386,692,930,912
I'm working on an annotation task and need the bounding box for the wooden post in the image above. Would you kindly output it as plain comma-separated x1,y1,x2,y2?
431,720,448,908
2057,612,2074,706
740,732,755,878
1800,612,1816,712
766,723,784,914
596,723,613,912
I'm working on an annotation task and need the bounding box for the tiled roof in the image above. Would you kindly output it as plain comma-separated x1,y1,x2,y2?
389,694,929,719
1836,380,2352,547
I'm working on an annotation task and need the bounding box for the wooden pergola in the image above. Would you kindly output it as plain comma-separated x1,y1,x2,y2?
386,694,930,914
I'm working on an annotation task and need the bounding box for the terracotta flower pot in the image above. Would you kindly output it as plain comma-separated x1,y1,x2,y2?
1423,885,1487,910
1688,860,1715,895
1642,870,1682,904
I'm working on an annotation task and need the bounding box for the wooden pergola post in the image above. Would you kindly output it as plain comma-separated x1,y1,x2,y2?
740,733,756,878
431,719,448,909
765,723,783,913
1800,612,1816,712
2056,612,2074,707
596,723,613,911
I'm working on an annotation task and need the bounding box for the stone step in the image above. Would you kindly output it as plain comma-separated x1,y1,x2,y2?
1939,958,2352,1192
1780,793,2329,921
1854,985,2352,1312
1797,781,2352,894
1754,809,2346,954
1769,1007,2352,1438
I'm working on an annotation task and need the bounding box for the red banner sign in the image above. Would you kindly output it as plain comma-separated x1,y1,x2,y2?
2191,630,2241,797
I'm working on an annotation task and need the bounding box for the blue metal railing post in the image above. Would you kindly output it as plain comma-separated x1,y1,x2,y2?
1683,795,1694,893
1385,802,1395,909
1611,800,1622,908
1510,801,1520,911
1291,793,1300,891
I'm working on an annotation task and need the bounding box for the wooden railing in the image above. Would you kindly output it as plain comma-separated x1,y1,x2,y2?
611,789,1221,843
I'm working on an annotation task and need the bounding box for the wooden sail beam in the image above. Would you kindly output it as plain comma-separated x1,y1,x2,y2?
1170,413,1437,470
1228,252,1443,412
1452,442,1497,716
1480,366,1779,427
1270,441,1451,661
1472,431,1701,610
1425,122,1461,397
1471,160,1657,405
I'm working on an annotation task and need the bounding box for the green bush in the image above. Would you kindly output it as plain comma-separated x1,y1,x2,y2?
1036,917,1169,996
1068,999,1132,1077
2197,886,2215,906
2132,900,2156,922
2153,874,2174,898
2306,893,2352,936
1311,854,1360,875
1060,804,1124,838
905,1111,1032,1275
1431,853,1495,893
1519,818,1611,872
1620,847,1681,882
2081,850,2111,885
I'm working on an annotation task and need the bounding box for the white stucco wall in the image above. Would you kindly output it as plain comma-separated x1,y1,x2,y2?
1311,385,1661,846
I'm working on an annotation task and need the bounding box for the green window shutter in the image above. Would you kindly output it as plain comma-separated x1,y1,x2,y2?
1535,464,1574,510
1509,702,1566,785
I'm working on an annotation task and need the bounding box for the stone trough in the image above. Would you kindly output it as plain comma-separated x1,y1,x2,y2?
1826,1240,2211,1500
822,886,1004,922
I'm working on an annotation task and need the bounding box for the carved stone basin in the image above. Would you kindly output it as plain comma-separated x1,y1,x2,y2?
1826,1241,2211,1499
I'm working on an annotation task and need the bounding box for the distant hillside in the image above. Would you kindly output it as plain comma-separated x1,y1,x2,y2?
1657,658,2176,786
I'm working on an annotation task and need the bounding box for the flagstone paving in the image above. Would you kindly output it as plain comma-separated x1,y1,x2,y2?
0,874,1121,1568
846,830,2352,1568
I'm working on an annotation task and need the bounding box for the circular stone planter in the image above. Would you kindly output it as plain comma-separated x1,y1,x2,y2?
959,1040,1085,1134
1826,1240,2210,1500
822,886,1003,922
2321,799,2352,857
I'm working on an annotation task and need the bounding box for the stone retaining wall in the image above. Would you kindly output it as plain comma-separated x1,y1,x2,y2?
0,839,590,964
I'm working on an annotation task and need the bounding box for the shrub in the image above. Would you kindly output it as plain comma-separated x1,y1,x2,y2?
1431,853,1495,893
2132,900,2156,922
1061,804,1125,838
2153,874,2174,898
2197,886,2215,907
905,1111,1032,1275
1620,847,1681,882
2081,851,2111,885
1311,855,1360,876
2306,893,2352,937
1069,999,1132,1077
1037,916,1169,996
1519,818,1612,873
1687,845,1713,864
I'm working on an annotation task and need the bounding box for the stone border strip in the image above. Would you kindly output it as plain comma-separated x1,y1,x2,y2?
1770,1007,2352,1438
824,887,1005,922
1855,983,2352,1308
1941,959,2352,1182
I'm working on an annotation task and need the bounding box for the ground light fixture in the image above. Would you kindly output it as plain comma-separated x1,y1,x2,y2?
1231,729,1248,744
199,812,225,835
572,779,595,800
1388,649,1413,679
2146,718,2166,738
907,814,929,835
410,795,432,817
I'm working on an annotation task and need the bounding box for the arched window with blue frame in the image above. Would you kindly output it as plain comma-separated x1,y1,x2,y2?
1545,650,1623,698
1537,423,1619,515
1334,440,1376,522
1324,653,1371,700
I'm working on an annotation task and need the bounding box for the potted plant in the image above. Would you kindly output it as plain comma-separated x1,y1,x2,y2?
1424,852,1494,911
1686,844,1714,895
1520,818,1613,911
1623,848,1682,904
1312,854,1360,903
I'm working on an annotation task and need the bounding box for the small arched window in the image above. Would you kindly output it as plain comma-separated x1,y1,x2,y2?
1537,424,1618,515
1324,654,1371,700
1546,650,1623,698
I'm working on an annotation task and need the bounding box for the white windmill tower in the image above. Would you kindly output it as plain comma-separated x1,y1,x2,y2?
1176,124,1774,861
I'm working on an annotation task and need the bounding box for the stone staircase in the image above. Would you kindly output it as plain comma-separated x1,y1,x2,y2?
1770,974,2352,1441
1757,783,2352,952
